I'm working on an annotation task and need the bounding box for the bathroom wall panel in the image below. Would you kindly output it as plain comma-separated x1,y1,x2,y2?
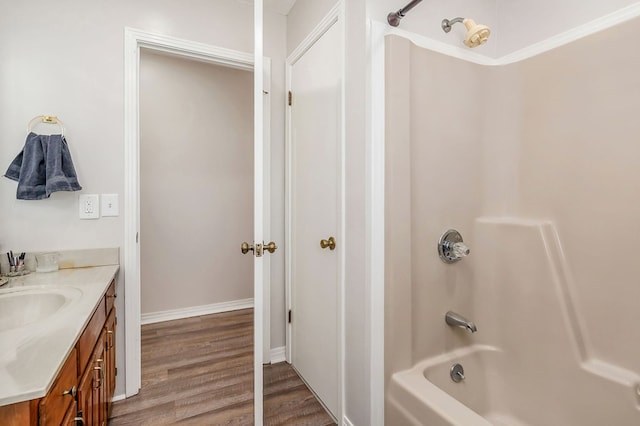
515,16,640,373
408,40,485,364
139,51,254,314
384,35,414,382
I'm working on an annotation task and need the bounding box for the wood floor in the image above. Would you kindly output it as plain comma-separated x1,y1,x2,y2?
109,309,335,425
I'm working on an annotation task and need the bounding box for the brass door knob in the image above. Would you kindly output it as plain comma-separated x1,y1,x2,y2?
264,242,277,254
320,237,336,250
241,242,254,254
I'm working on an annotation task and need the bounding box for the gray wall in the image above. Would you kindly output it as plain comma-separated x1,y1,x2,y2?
139,51,254,315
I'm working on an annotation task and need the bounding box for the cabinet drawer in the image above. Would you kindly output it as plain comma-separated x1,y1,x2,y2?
38,348,77,426
105,279,116,316
77,299,106,375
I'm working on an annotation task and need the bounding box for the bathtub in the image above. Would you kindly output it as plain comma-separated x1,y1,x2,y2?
387,343,640,426
387,345,525,426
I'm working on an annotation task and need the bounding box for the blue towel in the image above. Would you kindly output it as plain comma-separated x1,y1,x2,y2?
4,132,82,200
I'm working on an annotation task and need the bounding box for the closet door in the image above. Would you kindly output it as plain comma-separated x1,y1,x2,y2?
289,19,342,419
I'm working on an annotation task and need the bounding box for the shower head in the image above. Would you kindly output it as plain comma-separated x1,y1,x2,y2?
441,17,491,48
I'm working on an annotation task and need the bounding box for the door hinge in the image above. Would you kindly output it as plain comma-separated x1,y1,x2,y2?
115,367,118,376
288,309,292,323
115,316,118,326
136,232,139,243
288,90,292,106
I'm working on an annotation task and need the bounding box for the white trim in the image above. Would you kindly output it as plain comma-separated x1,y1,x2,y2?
270,346,286,364
382,25,495,65
253,1,264,423
140,299,254,325
367,19,386,426
343,416,355,426
262,57,272,365
285,2,345,423
123,29,271,414
379,3,640,66
112,393,127,403
285,2,342,64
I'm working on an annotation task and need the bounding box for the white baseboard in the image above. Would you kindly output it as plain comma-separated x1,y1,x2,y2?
270,346,286,363
141,298,254,325
343,416,354,426
112,393,127,402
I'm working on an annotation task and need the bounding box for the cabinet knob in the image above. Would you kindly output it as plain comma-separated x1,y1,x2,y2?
62,385,77,398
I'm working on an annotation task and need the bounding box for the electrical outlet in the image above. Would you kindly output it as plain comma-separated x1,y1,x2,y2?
101,194,119,217
79,194,100,219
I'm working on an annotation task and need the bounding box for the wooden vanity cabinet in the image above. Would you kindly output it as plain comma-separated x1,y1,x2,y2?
0,278,117,426
77,279,117,426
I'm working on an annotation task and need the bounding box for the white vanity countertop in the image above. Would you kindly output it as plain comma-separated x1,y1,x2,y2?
0,265,119,406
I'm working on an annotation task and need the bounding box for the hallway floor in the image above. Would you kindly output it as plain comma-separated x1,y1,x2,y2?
109,309,335,425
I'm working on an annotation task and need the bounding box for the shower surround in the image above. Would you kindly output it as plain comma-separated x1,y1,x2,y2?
384,17,640,426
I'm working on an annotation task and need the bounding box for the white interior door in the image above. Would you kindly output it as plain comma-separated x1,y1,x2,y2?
254,1,264,423
289,20,342,418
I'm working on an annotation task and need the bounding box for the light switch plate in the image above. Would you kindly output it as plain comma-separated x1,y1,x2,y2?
79,194,100,219
101,194,119,217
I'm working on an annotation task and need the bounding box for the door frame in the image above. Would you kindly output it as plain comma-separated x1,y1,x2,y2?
123,28,271,400
284,1,346,422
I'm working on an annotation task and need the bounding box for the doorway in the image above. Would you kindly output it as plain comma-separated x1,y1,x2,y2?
123,31,271,420
138,50,254,324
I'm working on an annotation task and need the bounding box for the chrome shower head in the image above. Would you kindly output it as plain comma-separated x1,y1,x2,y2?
442,17,491,48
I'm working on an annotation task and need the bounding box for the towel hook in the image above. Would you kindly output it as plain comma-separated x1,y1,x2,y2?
27,115,65,137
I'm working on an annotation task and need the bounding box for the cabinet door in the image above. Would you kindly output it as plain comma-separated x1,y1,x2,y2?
77,361,93,426
38,348,77,426
78,333,106,426
104,308,116,417
61,401,78,426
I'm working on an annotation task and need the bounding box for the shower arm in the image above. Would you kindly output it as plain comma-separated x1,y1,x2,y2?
387,0,424,27
441,17,465,33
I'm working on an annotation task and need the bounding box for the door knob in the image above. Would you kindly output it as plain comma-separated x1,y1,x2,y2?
241,242,254,254
264,242,277,254
320,237,336,250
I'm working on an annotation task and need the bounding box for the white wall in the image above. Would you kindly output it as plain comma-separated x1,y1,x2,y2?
139,51,254,314
495,0,640,56
0,0,287,398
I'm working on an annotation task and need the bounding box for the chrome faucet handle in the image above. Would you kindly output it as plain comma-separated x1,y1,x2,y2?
438,230,470,263
451,242,470,258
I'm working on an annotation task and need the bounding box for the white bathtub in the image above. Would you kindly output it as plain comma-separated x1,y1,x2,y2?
387,343,640,426
387,345,526,426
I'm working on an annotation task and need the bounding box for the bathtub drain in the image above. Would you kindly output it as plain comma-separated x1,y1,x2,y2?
450,363,465,383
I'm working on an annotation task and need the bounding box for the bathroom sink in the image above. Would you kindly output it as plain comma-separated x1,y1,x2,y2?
0,287,81,331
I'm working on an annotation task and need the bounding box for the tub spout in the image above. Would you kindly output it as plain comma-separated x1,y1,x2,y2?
445,311,477,333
